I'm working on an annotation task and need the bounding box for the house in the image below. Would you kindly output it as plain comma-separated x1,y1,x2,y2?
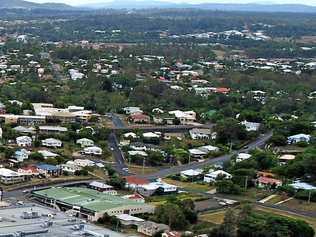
189,145,219,158
169,110,196,125
129,113,150,124
162,231,181,237
241,121,261,132
181,169,203,180
41,138,62,148
122,193,145,203
76,138,94,148
36,164,62,177
123,132,137,139
38,150,59,159
189,148,208,158
89,181,117,195
287,134,311,144
137,180,178,197
128,150,148,157
73,159,95,167
16,136,32,147
236,153,252,163
0,168,25,184
279,154,295,164
82,146,103,156
18,165,39,176
143,132,161,139
199,145,219,153
38,126,68,135
257,176,282,188
17,116,46,126
137,221,170,237
289,181,316,191
116,214,145,226
61,161,82,174
125,176,150,190
13,149,30,162
13,126,36,134
204,170,232,183
189,128,212,140
123,107,143,115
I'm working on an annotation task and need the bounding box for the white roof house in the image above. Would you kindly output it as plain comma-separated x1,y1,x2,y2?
38,150,59,159
204,170,232,183
199,145,219,153
76,138,94,148
143,132,161,139
290,182,316,191
0,168,25,184
241,121,261,132
13,126,36,134
82,146,103,156
39,126,68,133
13,149,30,162
41,138,62,148
189,128,212,140
189,149,208,157
61,161,82,173
124,132,137,139
236,153,252,163
123,107,143,115
73,159,95,167
279,154,296,162
16,136,32,147
169,110,196,125
287,134,311,144
128,151,148,157
189,145,219,158
180,169,203,178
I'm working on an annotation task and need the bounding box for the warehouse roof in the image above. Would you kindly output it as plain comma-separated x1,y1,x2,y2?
33,187,143,212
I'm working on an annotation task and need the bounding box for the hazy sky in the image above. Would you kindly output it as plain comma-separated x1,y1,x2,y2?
29,0,316,6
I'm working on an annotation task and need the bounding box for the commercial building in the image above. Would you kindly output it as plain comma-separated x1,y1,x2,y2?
0,168,25,184
32,187,155,222
0,204,127,237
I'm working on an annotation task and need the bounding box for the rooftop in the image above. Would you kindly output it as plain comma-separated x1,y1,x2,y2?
33,187,143,212
0,204,126,237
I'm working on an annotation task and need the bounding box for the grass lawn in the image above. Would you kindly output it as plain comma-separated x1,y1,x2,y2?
199,210,226,225
255,205,316,231
90,168,108,179
242,188,274,201
128,165,160,175
265,194,286,205
163,178,213,193
147,192,206,206
279,199,316,212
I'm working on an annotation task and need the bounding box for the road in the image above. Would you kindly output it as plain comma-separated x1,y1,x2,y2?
106,113,273,179
106,113,126,129
138,131,273,179
108,132,129,176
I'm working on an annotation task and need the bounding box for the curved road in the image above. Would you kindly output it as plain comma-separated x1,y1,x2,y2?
138,131,273,179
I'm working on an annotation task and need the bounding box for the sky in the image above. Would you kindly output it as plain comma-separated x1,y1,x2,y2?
29,0,316,6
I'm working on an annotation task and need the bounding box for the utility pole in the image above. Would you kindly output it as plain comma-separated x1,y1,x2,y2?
142,157,146,175
244,176,248,191
229,141,233,153
308,190,312,204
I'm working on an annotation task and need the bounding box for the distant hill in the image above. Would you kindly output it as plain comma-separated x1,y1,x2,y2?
83,0,316,13
0,0,73,10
